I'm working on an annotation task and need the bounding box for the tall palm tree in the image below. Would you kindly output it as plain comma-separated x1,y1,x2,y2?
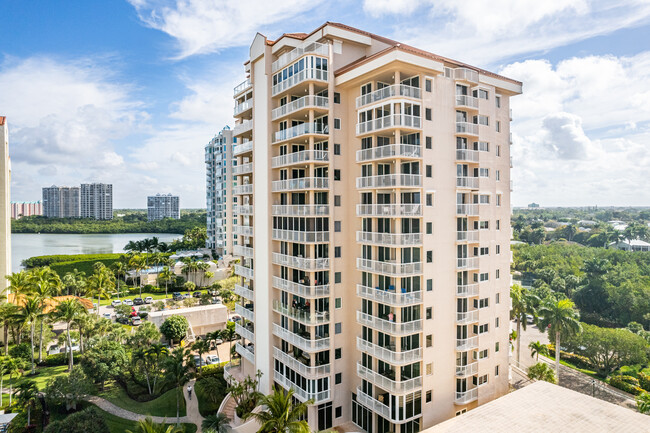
129,255,146,294
87,266,115,316
13,297,44,374
202,413,230,433
510,284,537,364
145,344,169,395
0,303,18,355
164,347,191,426
126,416,183,433
28,267,61,362
110,261,128,289
158,267,174,298
6,357,23,407
5,271,31,296
14,380,38,426
528,340,548,361
0,357,8,400
62,269,86,296
181,258,199,286
244,386,311,433
191,339,210,372
538,298,582,385
53,299,86,370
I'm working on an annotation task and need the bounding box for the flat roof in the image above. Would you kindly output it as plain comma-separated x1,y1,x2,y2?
426,381,650,433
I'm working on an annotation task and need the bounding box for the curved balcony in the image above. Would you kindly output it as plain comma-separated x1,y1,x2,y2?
232,163,253,175
356,174,422,189
456,122,479,137
454,68,479,83
232,184,253,195
235,304,254,322
234,264,254,280
456,310,479,324
273,347,330,379
356,144,421,162
356,231,422,247
356,311,422,336
272,150,329,168
272,68,328,97
456,204,480,216
455,95,479,110
272,177,329,192
357,337,422,366
273,300,330,325
456,230,479,242
233,78,252,97
235,323,254,342
233,245,253,258
272,252,330,271
356,84,421,109
234,99,253,117
456,149,479,163
273,122,328,143
272,42,328,73
272,324,330,353
455,388,478,405
457,176,479,189
456,362,478,377
356,203,422,217
232,225,254,237
357,258,422,277
274,371,330,403
234,284,254,300
356,114,421,136
271,95,329,120
456,283,479,298
456,336,479,351
357,364,422,395
235,342,255,364
456,257,479,270
272,204,329,216
273,277,330,298
233,141,253,156
272,229,329,243
356,284,422,306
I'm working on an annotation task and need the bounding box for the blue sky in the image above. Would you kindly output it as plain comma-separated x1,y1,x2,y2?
2,0,650,208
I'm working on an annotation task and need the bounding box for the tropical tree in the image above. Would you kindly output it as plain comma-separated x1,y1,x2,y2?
6,357,24,406
5,271,31,296
87,264,115,315
244,386,311,433
126,416,183,433
160,315,189,347
53,298,87,370
29,266,62,362
144,343,169,395
129,255,146,291
180,258,199,287
510,284,537,364
62,269,87,296
527,362,557,384
637,392,650,415
13,296,44,374
14,380,39,426
538,298,582,385
158,267,174,298
222,321,237,361
0,356,9,400
164,347,191,426
110,261,128,288
192,338,210,372
202,413,230,433
45,365,94,411
0,302,18,355
528,341,548,361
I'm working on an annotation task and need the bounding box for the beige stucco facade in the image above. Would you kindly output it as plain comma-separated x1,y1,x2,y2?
0,117,10,297
228,23,521,432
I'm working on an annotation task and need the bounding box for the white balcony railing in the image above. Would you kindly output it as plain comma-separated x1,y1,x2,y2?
356,203,422,217
272,252,330,271
233,141,253,156
272,276,330,298
273,347,330,378
234,284,254,300
232,225,254,236
272,177,329,192
272,42,328,72
456,230,479,242
273,122,329,143
456,257,479,270
456,283,479,297
455,95,479,109
273,300,330,325
234,204,253,215
456,204,480,216
357,258,422,276
356,144,421,162
456,362,478,377
232,184,253,195
234,99,253,116
234,264,254,280
274,371,330,403
272,324,330,353
272,229,329,243
232,163,253,175
356,174,422,189
272,204,329,216
232,119,253,136
356,285,422,306
456,177,479,189
456,310,479,324
356,311,422,336
235,304,255,322
271,150,329,168
454,68,479,83
235,324,255,342
233,245,254,258
356,114,421,135
456,122,479,136
356,231,422,246
356,388,391,420
356,337,422,366
356,84,421,108
235,342,255,364
233,78,252,96
357,364,422,394
272,95,329,120
272,68,328,96
456,336,479,351
455,388,478,404
455,149,479,162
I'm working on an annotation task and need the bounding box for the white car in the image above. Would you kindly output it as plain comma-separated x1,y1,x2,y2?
103,313,112,320
144,296,153,304
123,299,133,306
111,300,122,307
205,355,220,365
48,345,60,355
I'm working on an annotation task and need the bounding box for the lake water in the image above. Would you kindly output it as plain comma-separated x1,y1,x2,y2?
11,233,182,272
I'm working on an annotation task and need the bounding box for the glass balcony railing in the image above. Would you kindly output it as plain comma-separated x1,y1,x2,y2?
456,310,479,324
456,176,479,189
272,68,328,96
274,370,330,403
234,264,254,280
357,364,422,394
234,284,254,300
273,122,328,143
356,311,422,336
456,336,479,351
271,150,329,168
235,304,254,322
356,284,422,306
356,231,422,247
271,95,329,120
456,204,480,216
356,114,421,135
455,388,478,404
272,204,329,217
456,257,479,270
235,342,255,364
356,174,422,189
233,141,253,156
356,84,421,108
356,203,422,217
232,119,253,136
456,122,479,136
234,99,253,116
273,300,330,325
272,276,330,298
272,229,329,243
271,252,330,271
272,324,330,353
356,337,422,366
273,347,330,378
232,163,253,175
454,68,479,83
456,283,479,297
233,78,252,96
272,177,329,192
272,42,328,72
233,245,253,258
455,149,479,162
356,144,421,162
456,362,478,377
455,95,479,109
357,258,423,276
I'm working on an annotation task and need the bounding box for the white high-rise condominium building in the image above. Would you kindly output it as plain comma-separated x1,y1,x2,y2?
0,116,11,296
228,23,521,432
205,126,237,256
80,183,113,220
42,185,80,218
147,194,180,221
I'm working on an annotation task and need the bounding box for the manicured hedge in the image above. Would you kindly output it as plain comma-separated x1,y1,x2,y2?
637,372,650,392
546,344,593,370
22,254,122,269
40,352,81,367
609,375,645,395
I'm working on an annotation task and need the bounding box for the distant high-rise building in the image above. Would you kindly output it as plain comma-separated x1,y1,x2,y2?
81,183,113,220
147,194,180,221
0,116,11,295
42,185,80,218
205,126,237,256
11,201,42,219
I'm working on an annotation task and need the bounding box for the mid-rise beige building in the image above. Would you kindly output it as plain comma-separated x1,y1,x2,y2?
0,117,11,296
227,23,521,432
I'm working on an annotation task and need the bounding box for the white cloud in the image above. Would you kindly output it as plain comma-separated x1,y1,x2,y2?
541,113,592,160
127,0,326,58
363,0,418,17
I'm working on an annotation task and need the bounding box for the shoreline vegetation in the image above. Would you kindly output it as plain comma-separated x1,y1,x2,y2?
11,209,207,234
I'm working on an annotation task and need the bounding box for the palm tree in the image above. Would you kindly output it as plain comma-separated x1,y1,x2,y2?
145,344,169,395
130,255,146,294
527,362,557,384
5,271,31,296
14,380,38,426
202,413,230,433
13,297,44,374
244,386,311,433
221,323,236,361
164,347,191,426
62,269,86,296
53,299,86,370
0,357,8,401
6,357,23,407
28,267,61,362
126,416,183,433
528,341,548,361
0,303,18,355
637,392,650,414
510,284,537,364
538,298,582,385
87,265,115,316
158,267,174,298
192,339,210,372
110,261,128,289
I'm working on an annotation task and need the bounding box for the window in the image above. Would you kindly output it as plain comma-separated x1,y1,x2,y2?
426,136,432,149
496,269,500,279
475,298,489,308
474,323,489,334
426,390,432,403
335,298,342,308
477,272,489,282
427,251,433,263
496,170,500,181
426,335,433,347
426,307,432,320
426,363,433,375
335,221,341,232
427,279,433,291
495,365,500,377
495,317,500,328
334,143,341,155
336,406,342,418
477,195,490,204
335,348,342,359
334,92,341,104
335,195,341,206
335,373,342,384
478,141,489,152
495,342,500,352
496,194,502,206
496,121,501,132
425,108,432,121
335,246,341,258
478,168,489,178
495,95,501,108
477,349,488,359
425,79,432,92
496,245,501,254
496,145,501,156
334,169,341,181
335,272,341,283
478,89,489,100
456,409,467,416
335,323,342,334
334,118,341,129
496,220,500,230
474,374,488,386
426,165,432,177
496,293,500,304
426,193,433,206
426,222,432,234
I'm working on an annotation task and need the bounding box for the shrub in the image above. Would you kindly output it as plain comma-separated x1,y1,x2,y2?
160,315,189,345
9,343,31,361
609,375,645,395
137,311,149,319
546,345,593,370
144,284,155,292
638,372,650,392
198,364,224,379
44,406,110,433
41,352,81,367
527,362,557,384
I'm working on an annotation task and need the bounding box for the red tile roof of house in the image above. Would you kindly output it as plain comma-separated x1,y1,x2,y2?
0,117,5,126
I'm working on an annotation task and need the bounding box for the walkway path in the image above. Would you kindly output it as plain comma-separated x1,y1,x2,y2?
185,379,204,432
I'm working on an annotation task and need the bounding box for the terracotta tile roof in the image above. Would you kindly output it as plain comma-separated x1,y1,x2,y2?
8,294,94,314
0,116,5,126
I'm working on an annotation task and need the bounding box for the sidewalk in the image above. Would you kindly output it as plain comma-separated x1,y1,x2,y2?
86,395,191,424
184,379,204,432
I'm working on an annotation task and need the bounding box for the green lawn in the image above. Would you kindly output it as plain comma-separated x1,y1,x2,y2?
99,383,186,417
0,365,68,390
540,354,603,381
195,380,222,417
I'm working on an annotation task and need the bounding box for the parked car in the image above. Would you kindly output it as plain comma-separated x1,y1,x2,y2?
212,338,223,345
111,300,122,307
230,315,242,322
124,299,133,306
193,291,202,298
130,307,138,317
211,298,222,304
48,345,60,355
172,292,185,301
133,297,144,306
116,316,130,325
193,355,205,368
144,296,153,304
103,313,112,320
205,355,220,365
131,316,142,326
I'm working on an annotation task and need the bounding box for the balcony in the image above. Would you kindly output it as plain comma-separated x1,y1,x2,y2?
273,347,330,378
272,324,330,353
233,141,253,156
272,42,328,72
272,177,329,192
273,122,329,143
456,362,478,377
357,364,422,394
356,311,422,336
235,304,255,322
271,95,329,120
456,283,479,297
234,284,254,300
273,300,330,325
456,336,479,351
272,68,328,96
234,99,253,117
356,84,421,109
356,231,422,247
456,122,479,137
356,388,391,420
356,114,421,136
232,225,254,237
456,230,479,242
455,149,479,163
272,252,330,271
272,229,329,243
357,337,422,366
233,119,253,136
357,258,422,277
356,203,422,217
272,204,329,216
456,310,479,324
233,78,252,97
456,257,479,270
456,204,480,216
234,264,254,280
356,284,422,306
232,163,253,175
454,68,479,83
234,204,253,215
455,94,479,110
456,176,479,189
235,342,255,364
274,371,330,403
455,388,478,405
235,323,254,342
271,150,329,168
356,144,421,162
233,245,253,258
273,276,330,298
356,174,422,189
